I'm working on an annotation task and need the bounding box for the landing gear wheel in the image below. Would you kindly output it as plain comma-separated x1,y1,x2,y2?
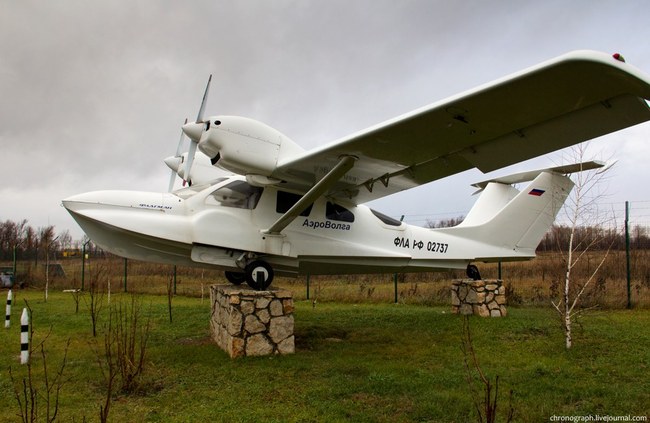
466,264,481,281
225,271,246,285
245,260,274,291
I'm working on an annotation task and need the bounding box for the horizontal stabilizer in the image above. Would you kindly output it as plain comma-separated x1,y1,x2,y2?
471,160,606,191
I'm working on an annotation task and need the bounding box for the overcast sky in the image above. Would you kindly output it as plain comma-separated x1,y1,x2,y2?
2,0,650,239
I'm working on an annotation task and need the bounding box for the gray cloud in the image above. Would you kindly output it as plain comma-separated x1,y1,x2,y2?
1,0,650,237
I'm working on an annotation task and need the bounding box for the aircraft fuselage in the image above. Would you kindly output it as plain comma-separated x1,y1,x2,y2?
63,175,534,278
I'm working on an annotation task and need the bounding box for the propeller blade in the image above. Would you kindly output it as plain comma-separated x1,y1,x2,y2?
176,75,213,187
168,169,176,192
196,74,212,123
167,118,189,192
184,140,198,185
175,118,188,156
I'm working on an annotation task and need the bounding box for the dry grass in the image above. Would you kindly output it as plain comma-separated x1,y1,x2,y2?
7,250,650,308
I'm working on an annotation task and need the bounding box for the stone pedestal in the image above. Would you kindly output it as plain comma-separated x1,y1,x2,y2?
451,279,507,317
210,285,295,358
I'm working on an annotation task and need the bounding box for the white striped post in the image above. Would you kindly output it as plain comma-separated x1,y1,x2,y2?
20,308,29,364
5,289,12,329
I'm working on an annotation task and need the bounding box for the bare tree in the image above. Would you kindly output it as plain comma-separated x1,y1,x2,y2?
93,294,150,422
461,316,514,423
84,265,106,337
58,230,72,251
107,295,151,393
0,219,28,259
551,145,616,349
96,313,117,423
9,301,70,423
37,226,57,255
24,225,37,255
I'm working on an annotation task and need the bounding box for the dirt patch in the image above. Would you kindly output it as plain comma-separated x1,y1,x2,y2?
175,336,213,346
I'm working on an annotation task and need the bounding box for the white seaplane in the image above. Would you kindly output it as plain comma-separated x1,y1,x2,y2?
63,51,650,290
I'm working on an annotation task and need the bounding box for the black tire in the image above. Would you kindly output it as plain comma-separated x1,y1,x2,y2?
224,271,246,285
466,264,481,281
245,260,274,291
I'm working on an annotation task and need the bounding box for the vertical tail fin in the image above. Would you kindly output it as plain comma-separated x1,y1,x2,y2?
442,171,574,254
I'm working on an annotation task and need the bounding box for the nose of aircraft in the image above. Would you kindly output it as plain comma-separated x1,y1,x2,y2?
182,121,205,141
62,191,106,214
61,193,95,222
62,192,91,206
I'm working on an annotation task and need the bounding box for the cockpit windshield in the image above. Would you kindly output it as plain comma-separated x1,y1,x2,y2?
206,180,263,209
172,177,229,200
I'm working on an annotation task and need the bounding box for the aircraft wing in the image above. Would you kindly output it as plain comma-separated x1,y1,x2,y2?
270,50,650,204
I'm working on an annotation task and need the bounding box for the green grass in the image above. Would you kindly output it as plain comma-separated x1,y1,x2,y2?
0,290,648,422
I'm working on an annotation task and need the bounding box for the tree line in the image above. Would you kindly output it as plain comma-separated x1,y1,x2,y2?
426,216,650,251
0,219,101,262
537,223,650,251
2,217,649,263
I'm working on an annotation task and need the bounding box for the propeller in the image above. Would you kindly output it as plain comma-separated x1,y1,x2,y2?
182,74,213,185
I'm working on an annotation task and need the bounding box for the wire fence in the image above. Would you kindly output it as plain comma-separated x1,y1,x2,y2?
6,247,649,310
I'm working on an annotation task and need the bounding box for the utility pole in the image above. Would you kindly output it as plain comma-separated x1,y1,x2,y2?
625,201,631,309
123,258,128,293
393,215,405,304
81,240,90,290
12,244,18,276
45,236,59,302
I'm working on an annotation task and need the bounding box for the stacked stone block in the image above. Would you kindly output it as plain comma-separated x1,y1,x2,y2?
210,285,295,358
451,279,507,317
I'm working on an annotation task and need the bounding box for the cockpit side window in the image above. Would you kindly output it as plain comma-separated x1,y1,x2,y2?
326,202,355,222
206,181,263,209
276,191,313,216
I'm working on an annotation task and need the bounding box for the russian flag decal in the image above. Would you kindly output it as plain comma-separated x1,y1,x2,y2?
528,188,545,196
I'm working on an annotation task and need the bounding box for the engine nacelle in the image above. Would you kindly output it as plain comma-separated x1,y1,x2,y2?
198,116,304,177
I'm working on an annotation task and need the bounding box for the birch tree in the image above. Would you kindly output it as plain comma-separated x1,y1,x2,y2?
551,144,615,349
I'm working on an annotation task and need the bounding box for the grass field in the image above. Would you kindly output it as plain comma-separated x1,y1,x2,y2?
0,290,648,422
